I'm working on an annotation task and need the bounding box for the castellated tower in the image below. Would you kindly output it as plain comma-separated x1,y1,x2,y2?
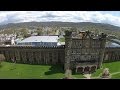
64,30,107,74
64,31,72,70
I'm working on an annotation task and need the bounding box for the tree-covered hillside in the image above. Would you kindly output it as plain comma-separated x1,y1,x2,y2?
0,22,120,39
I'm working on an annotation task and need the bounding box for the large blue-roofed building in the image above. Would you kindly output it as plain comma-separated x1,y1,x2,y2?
17,36,59,47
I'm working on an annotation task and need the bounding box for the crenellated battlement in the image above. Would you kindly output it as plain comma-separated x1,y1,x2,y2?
0,45,65,49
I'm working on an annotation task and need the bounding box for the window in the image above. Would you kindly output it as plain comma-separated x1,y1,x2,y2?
71,50,74,54
79,44,82,47
34,57,37,64
87,36,89,38
50,59,52,63
27,58,29,63
82,49,86,54
49,52,52,63
74,41,76,47
72,56,75,59
91,55,96,59
73,50,76,54
85,42,89,48
76,50,80,54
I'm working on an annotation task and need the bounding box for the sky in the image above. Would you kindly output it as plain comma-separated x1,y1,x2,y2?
0,11,120,27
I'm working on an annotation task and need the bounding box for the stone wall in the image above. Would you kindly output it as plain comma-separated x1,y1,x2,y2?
104,47,120,62
0,46,65,65
0,45,120,66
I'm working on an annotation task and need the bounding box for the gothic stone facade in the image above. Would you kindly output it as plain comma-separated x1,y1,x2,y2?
64,31,107,73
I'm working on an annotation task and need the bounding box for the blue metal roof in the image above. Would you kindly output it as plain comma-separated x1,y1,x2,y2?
111,39,120,43
20,36,59,43
106,42,120,47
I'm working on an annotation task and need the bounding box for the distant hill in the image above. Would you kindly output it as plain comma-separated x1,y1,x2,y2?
0,21,119,31
0,22,120,38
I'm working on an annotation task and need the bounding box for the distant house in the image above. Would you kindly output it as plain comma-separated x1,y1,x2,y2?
4,40,11,45
17,36,59,47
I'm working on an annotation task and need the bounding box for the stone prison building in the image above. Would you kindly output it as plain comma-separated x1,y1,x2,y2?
0,31,120,74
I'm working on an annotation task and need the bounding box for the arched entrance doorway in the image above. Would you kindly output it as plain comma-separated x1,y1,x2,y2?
77,67,83,73
90,66,96,73
84,66,90,74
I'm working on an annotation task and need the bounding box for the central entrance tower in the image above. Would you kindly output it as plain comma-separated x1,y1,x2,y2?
64,30,107,74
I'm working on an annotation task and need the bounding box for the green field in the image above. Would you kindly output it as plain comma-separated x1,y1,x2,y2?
0,62,84,79
92,61,120,79
0,61,120,79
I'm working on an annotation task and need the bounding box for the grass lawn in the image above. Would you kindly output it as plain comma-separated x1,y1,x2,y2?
0,61,120,79
0,62,84,79
91,61,120,79
0,62,65,79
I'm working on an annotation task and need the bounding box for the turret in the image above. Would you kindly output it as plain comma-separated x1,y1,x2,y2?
11,37,15,45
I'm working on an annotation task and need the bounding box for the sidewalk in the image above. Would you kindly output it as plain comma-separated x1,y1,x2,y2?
83,74,91,79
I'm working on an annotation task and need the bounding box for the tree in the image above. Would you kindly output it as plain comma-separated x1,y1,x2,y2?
20,28,29,38
36,27,43,35
101,68,111,79
70,27,77,32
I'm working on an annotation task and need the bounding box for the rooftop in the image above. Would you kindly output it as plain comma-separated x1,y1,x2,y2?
20,36,59,43
111,39,120,44
105,42,120,48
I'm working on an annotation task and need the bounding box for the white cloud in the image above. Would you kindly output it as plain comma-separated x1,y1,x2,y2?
0,11,120,27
